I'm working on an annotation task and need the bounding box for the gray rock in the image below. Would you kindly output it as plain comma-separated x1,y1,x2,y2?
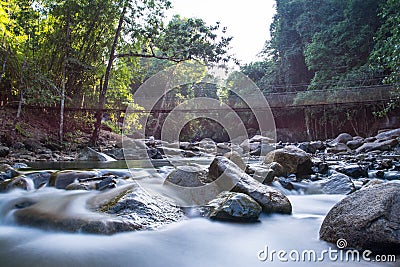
164,165,209,187
103,148,125,160
77,147,117,161
147,147,163,159
0,175,34,192
203,191,261,222
65,182,90,191
208,157,292,214
368,170,385,179
0,164,19,181
328,133,353,146
250,143,275,156
364,137,376,142
264,162,286,177
336,164,368,178
375,128,400,140
25,171,52,188
247,165,276,184
49,170,99,189
224,151,246,170
326,143,351,154
346,139,364,150
13,184,185,234
0,146,10,157
264,146,312,176
356,139,398,153
297,141,323,154
384,171,400,180
307,172,355,195
320,183,400,253
248,162,286,184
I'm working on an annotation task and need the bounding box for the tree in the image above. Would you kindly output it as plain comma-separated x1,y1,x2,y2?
371,0,400,86
90,3,233,145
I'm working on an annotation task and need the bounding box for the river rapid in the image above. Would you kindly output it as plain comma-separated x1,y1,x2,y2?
0,184,398,267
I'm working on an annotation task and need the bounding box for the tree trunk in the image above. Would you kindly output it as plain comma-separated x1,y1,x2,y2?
16,59,27,120
304,109,311,141
60,14,70,142
0,46,10,85
91,2,127,145
16,91,23,119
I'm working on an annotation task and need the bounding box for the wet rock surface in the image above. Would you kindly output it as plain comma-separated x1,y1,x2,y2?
264,145,313,176
13,184,185,234
202,191,262,222
209,157,292,214
320,183,400,253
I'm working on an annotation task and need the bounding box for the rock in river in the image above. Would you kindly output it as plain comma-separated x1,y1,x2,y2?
320,183,400,253
13,183,185,234
306,172,355,195
77,147,117,161
164,165,209,187
209,156,292,214
355,139,398,153
264,146,312,176
328,133,353,146
49,170,99,189
0,164,19,181
202,191,262,222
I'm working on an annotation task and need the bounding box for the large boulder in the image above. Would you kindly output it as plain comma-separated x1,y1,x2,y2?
320,183,400,253
12,183,185,234
202,191,262,222
209,157,292,214
264,146,312,176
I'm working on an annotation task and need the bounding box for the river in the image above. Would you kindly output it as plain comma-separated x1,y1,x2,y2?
0,181,398,267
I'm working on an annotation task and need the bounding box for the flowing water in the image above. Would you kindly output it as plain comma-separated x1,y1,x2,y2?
0,168,398,267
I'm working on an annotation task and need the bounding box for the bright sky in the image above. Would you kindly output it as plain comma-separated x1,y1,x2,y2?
167,0,276,65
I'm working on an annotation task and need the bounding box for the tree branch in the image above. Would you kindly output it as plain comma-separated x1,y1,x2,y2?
114,52,188,63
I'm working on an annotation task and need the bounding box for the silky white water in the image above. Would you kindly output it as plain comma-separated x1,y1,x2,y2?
0,187,398,266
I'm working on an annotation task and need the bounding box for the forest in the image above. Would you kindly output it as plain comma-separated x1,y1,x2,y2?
0,0,399,144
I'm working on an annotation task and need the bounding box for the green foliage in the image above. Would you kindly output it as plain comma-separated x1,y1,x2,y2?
247,0,388,93
14,121,31,137
371,0,400,87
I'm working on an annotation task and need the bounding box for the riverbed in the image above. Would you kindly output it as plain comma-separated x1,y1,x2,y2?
0,188,397,267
